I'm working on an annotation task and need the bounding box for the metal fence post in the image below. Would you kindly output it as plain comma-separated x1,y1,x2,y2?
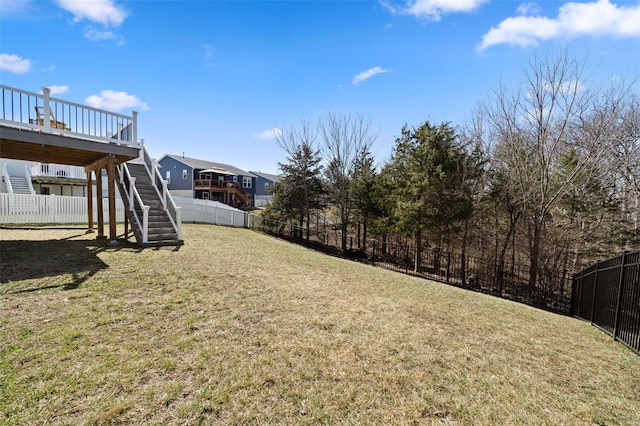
405,244,409,274
372,241,376,267
571,269,583,317
590,260,600,324
613,251,629,341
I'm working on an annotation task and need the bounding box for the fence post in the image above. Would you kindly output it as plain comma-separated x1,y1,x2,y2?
372,241,376,266
461,253,467,287
590,260,600,324
571,269,582,317
446,252,451,283
405,244,409,274
613,251,629,341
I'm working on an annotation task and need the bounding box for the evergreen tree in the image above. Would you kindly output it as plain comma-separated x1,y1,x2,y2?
385,121,475,272
269,141,324,242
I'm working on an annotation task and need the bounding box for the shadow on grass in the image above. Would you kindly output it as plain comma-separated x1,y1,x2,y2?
0,238,111,294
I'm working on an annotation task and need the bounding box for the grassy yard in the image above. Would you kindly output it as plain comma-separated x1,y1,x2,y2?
1,224,639,425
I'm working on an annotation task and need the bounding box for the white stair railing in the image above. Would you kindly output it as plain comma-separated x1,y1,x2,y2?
23,165,36,195
138,144,182,240
1,163,14,194
117,164,149,244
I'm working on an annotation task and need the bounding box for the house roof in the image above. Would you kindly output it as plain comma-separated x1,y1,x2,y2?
249,171,281,184
160,154,256,178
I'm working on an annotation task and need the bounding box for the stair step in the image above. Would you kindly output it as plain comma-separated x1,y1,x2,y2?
118,162,182,247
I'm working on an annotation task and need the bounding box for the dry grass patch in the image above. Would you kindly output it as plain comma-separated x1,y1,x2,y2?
1,224,639,425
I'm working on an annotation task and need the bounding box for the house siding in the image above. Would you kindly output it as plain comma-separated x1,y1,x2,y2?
158,155,257,208
158,156,194,193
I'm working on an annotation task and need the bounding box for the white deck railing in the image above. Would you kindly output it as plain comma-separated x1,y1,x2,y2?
2,163,14,194
29,163,87,180
0,85,138,146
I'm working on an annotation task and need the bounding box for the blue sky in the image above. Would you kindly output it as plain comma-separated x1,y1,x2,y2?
1,0,639,174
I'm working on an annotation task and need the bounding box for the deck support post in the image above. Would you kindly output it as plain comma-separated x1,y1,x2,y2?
86,170,94,233
107,155,118,244
96,166,105,239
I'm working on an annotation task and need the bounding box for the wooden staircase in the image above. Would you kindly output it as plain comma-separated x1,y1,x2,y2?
118,162,183,247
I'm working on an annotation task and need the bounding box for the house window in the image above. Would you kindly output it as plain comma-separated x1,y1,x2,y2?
264,182,270,188
165,171,171,184
41,187,51,195
202,192,209,200
243,176,252,189
182,169,188,179
233,176,238,182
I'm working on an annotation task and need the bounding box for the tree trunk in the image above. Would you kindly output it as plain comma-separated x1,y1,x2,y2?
528,219,542,290
362,219,368,252
298,211,304,240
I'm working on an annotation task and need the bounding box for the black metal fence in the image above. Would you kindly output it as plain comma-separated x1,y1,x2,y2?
248,215,573,314
571,250,640,355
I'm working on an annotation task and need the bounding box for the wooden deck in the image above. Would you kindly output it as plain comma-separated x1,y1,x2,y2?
194,179,250,207
0,125,139,166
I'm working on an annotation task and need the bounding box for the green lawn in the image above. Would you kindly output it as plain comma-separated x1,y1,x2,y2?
1,224,639,425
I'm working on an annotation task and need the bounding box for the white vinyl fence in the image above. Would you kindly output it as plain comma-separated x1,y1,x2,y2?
0,194,248,228
173,197,247,228
0,193,125,224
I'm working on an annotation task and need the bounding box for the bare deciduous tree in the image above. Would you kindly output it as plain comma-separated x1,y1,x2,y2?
320,112,377,254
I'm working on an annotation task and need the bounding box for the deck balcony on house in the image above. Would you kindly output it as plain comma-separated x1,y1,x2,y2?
0,85,139,166
194,172,251,208
29,163,87,182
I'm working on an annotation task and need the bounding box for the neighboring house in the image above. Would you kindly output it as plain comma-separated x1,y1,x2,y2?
0,158,100,197
249,171,281,207
158,154,256,209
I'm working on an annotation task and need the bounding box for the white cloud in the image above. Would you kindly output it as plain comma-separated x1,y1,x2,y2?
85,90,148,112
0,53,32,74
479,0,640,50
47,85,69,96
353,66,389,85
0,0,33,14
517,2,542,16
55,0,127,26
84,27,115,41
83,27,125,45
386,0,488,21
254,128,283,140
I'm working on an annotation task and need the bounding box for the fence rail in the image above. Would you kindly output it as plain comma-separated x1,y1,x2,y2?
571,250,640,354
175,197,247,228
0,193,124,224
0,193,248,229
